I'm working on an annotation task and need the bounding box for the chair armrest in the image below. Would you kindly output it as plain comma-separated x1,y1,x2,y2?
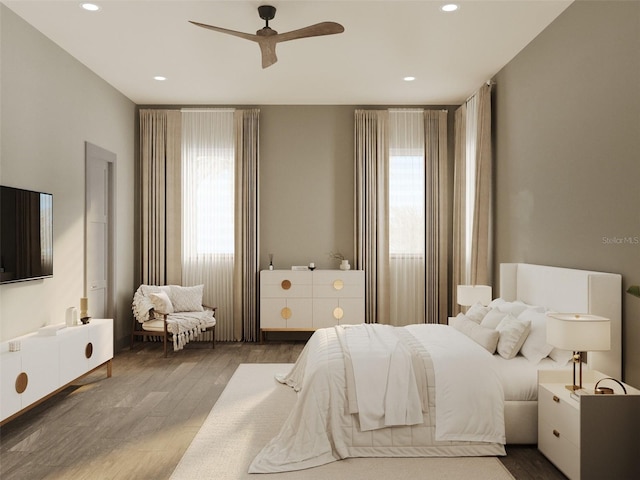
149,308,169,321
203,305,217,314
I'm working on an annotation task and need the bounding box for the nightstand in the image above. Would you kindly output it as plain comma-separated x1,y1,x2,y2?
538,370,640,480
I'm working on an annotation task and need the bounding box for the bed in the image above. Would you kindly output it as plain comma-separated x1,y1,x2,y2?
249,263,622,473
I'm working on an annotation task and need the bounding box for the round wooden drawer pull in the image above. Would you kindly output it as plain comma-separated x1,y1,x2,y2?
333,280,344,291
281,280,291,290
552,395,560,403
553,429,560,438
85,342,94,359
15,372,28,394
333,307,344,320
281,307,292,320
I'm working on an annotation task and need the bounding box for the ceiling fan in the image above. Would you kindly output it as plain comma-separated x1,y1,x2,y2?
189,5,345,69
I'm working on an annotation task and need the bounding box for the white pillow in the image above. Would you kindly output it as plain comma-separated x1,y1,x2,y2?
149,291,174,315
169,284,204,312
450,315,499,354
519,309,554,363
488,297,506,308
465,302,491,323
490,299,544,317
495,314,531,359
496,302,529,317
549,347,574,366
480,308,509,329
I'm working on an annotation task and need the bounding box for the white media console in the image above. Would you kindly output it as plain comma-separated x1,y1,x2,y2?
0,318,113,425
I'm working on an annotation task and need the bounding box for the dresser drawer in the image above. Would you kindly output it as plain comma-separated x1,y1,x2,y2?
261,298,313,329
261,270,313,298
312,297,365,328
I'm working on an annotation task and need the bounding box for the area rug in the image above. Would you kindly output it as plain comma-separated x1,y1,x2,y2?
170,363,514,480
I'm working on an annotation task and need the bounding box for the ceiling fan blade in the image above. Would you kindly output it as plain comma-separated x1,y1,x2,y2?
189,20,258,42
275,22,345,43
257,39,278,69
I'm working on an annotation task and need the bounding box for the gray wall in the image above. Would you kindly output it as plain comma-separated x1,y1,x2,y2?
259,106,355,271
0,5,136,348
493,1,640,385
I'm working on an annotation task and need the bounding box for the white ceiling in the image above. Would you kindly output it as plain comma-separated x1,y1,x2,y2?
4,0,573,105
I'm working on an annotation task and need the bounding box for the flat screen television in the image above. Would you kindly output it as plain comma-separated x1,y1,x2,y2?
0,185,53,284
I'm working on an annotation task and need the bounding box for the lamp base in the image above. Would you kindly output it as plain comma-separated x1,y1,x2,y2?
565,384,581,392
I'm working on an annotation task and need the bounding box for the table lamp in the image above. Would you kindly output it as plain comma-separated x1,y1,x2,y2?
546,313,610,391
457,285,492,307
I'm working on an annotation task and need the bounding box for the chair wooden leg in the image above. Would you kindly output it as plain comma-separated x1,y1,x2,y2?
212,326,215,349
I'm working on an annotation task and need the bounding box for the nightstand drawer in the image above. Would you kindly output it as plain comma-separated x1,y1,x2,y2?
538,419,580,480
538,385,580,447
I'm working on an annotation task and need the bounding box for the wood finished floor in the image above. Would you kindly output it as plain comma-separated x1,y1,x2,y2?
0,341,566,480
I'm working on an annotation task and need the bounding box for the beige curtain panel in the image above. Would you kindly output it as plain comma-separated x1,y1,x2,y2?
234,109,261,342
424,110,449,324
452,83,493,314
354,109,390,325
139,109,182,286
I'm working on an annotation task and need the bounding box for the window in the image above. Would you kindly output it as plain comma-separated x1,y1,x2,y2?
389,110,425,257
188,150,234,255
181,110,235,260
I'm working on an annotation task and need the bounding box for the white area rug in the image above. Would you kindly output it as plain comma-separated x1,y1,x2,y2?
171,363,514,480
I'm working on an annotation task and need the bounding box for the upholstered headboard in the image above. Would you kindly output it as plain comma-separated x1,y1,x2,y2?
500,263,622,379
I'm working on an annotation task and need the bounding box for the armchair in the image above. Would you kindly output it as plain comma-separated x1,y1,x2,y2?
131,284,216,357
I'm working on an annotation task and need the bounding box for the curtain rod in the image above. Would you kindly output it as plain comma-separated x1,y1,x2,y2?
181,108,235,113
464,80,495,104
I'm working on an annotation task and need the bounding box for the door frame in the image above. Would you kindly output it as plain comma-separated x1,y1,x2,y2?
85,141,116,321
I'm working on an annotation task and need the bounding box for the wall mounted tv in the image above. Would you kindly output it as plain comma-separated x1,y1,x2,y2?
0,185,53,284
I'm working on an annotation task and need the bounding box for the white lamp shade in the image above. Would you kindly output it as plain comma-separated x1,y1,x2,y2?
546,313,611,351
457,285,492,306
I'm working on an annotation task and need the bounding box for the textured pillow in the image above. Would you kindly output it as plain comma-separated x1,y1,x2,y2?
465,302,491,324
169,284,204,312
480,308,509,329
519,309,554,363
450,315,500,353
149,291,174,315
495,314,531,359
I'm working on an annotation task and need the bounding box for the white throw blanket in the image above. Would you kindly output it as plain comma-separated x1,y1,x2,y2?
336,324,423,431
163,311,216,351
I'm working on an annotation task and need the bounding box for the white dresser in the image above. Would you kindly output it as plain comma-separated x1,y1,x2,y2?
260,270,364,339
0,318,113,425
538,369,640,480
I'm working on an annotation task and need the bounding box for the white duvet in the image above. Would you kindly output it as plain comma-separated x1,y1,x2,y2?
250,324,505,473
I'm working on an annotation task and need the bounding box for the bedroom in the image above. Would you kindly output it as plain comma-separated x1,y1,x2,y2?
1,0,639,478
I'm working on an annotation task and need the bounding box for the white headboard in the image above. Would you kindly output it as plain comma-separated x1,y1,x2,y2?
500,263,622,379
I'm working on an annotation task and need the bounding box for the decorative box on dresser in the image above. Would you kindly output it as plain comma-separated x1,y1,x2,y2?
538,369,640,480
260,269,364,340
0,318,113,425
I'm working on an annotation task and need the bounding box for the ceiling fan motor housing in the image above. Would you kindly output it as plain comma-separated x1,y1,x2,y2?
258,5,276,22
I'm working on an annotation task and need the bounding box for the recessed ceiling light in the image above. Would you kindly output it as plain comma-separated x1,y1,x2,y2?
81,3,101,12
154,76,167,81
404,76,416,82
441,4,459,12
